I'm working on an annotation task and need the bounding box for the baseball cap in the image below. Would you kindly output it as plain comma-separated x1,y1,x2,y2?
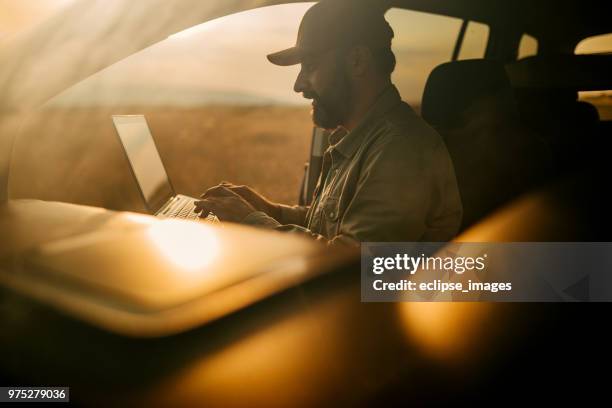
267,0,393,66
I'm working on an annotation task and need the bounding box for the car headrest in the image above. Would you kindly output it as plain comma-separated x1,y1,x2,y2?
421,59,517,129
575,100,600,123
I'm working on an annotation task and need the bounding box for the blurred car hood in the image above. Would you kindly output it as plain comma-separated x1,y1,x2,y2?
0,199,355,336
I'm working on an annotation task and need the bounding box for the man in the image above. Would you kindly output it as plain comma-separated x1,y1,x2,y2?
195,0,462,244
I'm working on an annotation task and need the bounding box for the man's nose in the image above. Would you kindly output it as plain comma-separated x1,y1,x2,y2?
293,69,308,94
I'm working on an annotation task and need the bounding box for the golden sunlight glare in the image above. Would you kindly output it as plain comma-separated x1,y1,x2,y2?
146,219,220,272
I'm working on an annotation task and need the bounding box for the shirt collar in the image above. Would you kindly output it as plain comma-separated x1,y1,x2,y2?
329,84,402,159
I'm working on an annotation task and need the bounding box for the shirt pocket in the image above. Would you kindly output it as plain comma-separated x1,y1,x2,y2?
323,196,340,223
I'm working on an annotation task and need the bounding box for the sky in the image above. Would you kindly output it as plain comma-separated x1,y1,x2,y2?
1,0,611,107
46,2,467,106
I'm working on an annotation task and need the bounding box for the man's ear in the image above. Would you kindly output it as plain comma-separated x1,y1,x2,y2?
345,45,372,78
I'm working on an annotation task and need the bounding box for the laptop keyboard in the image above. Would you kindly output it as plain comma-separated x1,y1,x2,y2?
160,197,218,222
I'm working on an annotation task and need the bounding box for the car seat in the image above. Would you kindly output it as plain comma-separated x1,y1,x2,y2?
421,59,553,231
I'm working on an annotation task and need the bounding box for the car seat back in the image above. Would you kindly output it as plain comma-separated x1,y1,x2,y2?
422,59,553,231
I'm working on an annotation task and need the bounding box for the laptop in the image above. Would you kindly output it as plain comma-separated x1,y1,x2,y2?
112,115,218,222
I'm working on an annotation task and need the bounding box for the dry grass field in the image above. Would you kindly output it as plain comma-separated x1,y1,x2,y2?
10,106,313,213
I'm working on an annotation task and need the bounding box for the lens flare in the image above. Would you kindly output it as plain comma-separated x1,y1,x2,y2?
397,302,492,361
146,219,220,272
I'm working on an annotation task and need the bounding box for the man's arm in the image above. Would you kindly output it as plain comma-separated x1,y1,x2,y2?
242,131,461,244
242,211,357,245
277,204,309,226
239,205,309,227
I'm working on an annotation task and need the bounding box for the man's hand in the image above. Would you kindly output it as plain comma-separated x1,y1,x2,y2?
194,186,256,223
200,182,282,220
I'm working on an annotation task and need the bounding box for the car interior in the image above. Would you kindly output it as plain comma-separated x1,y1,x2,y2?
0,0,611,405
417,2,611,237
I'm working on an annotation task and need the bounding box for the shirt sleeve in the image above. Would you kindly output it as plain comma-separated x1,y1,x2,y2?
277,204,309,226
241,211,357,245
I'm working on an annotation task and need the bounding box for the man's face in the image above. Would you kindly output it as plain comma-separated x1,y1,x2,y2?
294,49,352,130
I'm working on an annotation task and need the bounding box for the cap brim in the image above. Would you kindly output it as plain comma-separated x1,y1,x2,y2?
267,47,302,66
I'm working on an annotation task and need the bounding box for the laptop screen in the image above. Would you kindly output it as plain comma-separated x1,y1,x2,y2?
112,115,174,213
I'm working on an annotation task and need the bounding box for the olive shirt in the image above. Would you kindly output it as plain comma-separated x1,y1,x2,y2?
242,85,463,244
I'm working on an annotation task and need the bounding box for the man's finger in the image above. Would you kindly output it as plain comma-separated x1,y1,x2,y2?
217,186,246,201
221,184,252,200
217,184,249,198
194,199,216,217
200,185,234,199
193,199,208,212
194,197,217,209
195,195,231,209
199,185,223,198
224,184,243,192
198,209,213,218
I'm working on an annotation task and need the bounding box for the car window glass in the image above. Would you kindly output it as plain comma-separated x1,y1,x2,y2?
575,33,612,120
518,34,538,59
10,3,315,211
575,33,612,54
385,8,462,111
457,21,490,60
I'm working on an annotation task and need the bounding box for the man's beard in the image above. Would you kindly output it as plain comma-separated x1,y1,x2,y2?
310,68,352,130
